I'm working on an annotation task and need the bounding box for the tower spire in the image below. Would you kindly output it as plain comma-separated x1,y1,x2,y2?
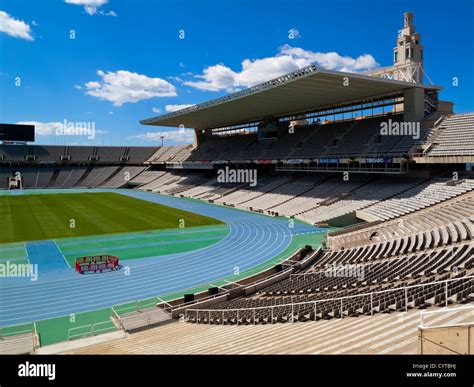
393,12,424,82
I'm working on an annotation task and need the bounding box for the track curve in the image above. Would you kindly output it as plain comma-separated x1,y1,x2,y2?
0,189,319,325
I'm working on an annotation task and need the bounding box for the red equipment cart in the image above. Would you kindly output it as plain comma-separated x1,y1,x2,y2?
75,255,119,274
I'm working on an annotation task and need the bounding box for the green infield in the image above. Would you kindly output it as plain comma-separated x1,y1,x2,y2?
57,225,229,266
0,243,29,264
0,192,224,244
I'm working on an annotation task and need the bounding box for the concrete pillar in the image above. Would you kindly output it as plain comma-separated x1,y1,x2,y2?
194,129,199,147
403,88,425,123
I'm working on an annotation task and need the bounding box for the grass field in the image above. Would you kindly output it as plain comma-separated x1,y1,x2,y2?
0,192,224,244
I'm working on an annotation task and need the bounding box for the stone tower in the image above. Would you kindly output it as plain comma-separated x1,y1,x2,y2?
392,12,424,82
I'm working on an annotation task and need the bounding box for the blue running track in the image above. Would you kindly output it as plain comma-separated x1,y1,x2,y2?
0,189,320,326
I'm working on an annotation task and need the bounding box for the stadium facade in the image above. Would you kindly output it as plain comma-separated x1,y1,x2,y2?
140,12,465,173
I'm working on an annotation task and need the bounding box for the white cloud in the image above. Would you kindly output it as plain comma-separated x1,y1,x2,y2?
279,45,378,72
85,80,100,88
165,104,195,113
184,64,238,92
74,85,82,90
99,10,117,17
183,45,379,92
133,129,194,144
84,70,177,106
168,76,184,83
65,0,108,15
152,107,161,113
0,11,34,41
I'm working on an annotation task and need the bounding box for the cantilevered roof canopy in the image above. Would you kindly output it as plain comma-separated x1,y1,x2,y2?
141,65,442,130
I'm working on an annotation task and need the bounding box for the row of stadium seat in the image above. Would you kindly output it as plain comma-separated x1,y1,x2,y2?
425,113,474,156
2,113,472,168
144,112,472,165
357,179,474,221
186,273,472,324
328,191,474,251
0,165,146,189
136,170,246,200
147,144,193,163
0,145,158,164
287,177,422,224
263,246,472,296
2,113,473,168
144,112,473,165
183,189,474,325
136,169,474,225
150,114,430,163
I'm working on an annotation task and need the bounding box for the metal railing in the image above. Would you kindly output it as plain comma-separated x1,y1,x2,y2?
185,276,473,325
419,305,474,330
275,164,406,174
418,305,474,355
67,321,116,341
112,296,162,317
411,152,474,159
110,248,314,318
111,290,226,320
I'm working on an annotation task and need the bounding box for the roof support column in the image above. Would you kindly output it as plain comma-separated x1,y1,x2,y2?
403,87,425,123
194,128,205,147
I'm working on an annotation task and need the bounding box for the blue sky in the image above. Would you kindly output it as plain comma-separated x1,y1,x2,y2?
0,0,473,146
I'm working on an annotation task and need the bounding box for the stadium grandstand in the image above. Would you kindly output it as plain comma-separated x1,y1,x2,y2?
0,11,473,360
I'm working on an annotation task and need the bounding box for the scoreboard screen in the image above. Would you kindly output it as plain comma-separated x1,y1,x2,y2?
0,124,35,142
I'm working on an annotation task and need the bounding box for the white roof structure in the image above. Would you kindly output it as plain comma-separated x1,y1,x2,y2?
141,65,441,130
